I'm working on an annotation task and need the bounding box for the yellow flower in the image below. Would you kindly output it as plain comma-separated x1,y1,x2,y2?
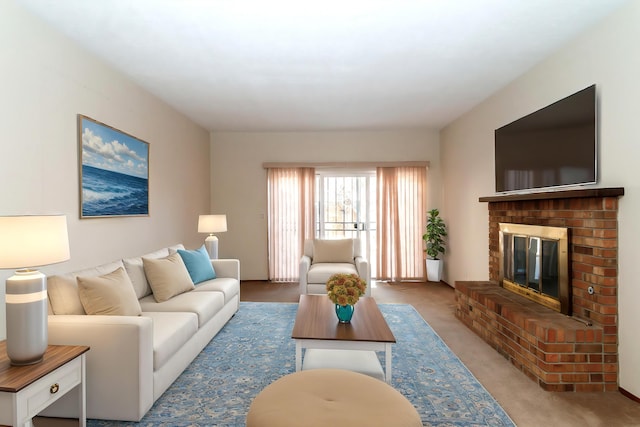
326,273,367,306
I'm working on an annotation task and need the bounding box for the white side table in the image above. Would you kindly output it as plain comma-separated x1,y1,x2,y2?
0,341,89,427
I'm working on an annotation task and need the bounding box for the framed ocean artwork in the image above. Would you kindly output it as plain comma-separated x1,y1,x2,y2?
78,115,150,218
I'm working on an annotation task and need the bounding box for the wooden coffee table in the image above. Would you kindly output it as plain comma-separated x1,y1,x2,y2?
292,294,396,382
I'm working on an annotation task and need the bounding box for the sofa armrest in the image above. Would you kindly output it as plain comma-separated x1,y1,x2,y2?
44,315,154,422
299,255,311,294
211,258,240,280
355,256,372,297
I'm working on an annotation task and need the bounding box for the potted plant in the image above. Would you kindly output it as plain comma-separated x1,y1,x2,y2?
423,208,447,282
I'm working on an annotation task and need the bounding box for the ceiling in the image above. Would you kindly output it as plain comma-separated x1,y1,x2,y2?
17,0,628,132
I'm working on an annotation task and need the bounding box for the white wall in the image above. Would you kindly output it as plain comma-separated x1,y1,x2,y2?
0,2,211,338
441,2,640,396
210,130,441,280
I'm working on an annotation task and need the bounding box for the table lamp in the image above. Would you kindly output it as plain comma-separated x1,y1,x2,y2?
198,214,227,259
0,215,70,365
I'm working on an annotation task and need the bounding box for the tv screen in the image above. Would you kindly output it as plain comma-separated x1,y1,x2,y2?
494,85,597,193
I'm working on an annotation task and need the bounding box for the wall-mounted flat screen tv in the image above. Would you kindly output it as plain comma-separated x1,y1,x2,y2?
494,84,597,193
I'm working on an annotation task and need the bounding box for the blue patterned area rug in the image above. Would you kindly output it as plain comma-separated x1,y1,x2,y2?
88,302,515,427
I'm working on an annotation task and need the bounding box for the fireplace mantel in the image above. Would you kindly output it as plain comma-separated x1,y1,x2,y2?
479,187,624,203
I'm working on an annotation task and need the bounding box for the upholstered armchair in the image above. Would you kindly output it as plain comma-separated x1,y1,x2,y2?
299,238,371,297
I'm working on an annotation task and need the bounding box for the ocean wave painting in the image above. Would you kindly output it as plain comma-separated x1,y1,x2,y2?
79,115,149,217
82,165,148,216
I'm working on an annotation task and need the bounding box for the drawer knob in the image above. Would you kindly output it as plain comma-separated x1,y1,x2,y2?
50,383,60,394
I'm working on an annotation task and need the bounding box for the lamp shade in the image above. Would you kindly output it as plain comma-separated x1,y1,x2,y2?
0,215,70,365
0,215,70,269
198,215,227,234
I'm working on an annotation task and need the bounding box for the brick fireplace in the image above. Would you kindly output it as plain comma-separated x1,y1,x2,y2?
455,187,624,392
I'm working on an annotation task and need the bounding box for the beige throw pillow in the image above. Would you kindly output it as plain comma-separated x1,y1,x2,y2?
48,260,126,315
143,252,195,302
77,267,142,316
312,239,354,264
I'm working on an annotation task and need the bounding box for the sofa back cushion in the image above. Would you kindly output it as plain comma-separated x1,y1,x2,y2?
77,267,142,316
143,252,195,302
311,239,354,264
48,260,125,315
123,248,168,299
305,238,363,260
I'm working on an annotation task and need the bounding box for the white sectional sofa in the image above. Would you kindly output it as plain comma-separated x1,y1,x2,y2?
41,244,240,422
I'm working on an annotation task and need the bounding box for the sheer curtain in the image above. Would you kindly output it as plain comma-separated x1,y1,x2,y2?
267,168,315,281
377,166,427,281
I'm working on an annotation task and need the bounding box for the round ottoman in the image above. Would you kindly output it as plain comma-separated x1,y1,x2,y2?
246,369,422,427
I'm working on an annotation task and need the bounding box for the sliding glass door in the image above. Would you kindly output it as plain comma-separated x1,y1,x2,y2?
315,171,377,277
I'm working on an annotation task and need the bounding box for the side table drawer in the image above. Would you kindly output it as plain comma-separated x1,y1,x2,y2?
26,356,82,417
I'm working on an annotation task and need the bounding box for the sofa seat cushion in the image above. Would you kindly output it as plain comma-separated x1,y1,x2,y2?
139,291,225,327
307,263,358,284
192,278,239,304
144,311,198,371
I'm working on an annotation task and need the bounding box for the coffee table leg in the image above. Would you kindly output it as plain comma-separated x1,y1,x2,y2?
296,341,302,372
386,344,392,383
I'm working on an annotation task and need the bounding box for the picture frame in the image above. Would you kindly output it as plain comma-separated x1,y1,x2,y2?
78,115,150,218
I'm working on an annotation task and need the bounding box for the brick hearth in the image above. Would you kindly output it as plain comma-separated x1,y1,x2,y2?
455,188,623,392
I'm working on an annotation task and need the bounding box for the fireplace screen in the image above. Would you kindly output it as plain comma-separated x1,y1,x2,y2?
499,223,569,314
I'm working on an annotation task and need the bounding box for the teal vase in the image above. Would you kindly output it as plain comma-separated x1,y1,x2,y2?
335,304,355,323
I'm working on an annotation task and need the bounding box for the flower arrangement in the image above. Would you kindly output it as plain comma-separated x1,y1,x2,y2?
326,273,367,306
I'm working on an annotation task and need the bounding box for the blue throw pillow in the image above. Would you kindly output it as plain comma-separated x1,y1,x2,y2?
177,245,216,284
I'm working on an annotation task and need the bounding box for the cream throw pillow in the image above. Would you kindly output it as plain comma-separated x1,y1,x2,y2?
312,239,354,264
143,252,195,302
49,260,126,315
77,267,142,316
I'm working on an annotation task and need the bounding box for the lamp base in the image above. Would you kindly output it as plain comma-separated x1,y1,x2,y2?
204,235,219,259
9,356,44,366
6,269,48,366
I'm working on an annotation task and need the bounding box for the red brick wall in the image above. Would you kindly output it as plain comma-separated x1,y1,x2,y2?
456,281,615,391
487,197,619,335
455,194,620,392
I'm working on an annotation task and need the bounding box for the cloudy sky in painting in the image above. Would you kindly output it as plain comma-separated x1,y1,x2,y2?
81,118,148,179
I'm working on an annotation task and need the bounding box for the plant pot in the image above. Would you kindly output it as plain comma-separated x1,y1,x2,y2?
426,259,443,282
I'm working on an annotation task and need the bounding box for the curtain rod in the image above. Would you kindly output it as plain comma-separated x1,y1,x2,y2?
262,161,430,169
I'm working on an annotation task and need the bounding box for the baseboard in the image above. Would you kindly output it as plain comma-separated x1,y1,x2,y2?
620,387,640,403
